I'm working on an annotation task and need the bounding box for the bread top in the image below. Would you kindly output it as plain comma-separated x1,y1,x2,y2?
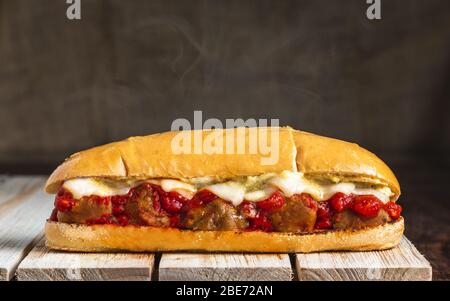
45,127,297,193
294,131,400,197
45,127,400,199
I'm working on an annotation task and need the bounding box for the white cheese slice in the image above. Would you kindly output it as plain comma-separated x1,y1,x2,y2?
160,179,197,199
320,183,391,203
268,171,322,199
321,183,356,200
61,172,393,204
62,178,131,199
352,187,392,203
244,187,277,202
268,171,303,197
205,182,246,206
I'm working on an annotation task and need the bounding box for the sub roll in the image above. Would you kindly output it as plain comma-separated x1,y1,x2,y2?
44,127,403,252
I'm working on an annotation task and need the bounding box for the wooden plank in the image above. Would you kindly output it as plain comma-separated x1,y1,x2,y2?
16,239,155,281
0,176,53,281
159,254,292,281
0,175,43,210
295,236,432,281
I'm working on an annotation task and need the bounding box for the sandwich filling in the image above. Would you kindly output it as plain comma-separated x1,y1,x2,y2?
49,171,402,233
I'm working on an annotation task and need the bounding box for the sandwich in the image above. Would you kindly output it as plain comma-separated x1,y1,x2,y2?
44,127,403,252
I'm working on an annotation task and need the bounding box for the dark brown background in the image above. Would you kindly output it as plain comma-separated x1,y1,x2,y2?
0,0,448,279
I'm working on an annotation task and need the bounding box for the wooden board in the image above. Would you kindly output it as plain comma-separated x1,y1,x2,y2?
295,237,432,281
16,239,155,281
0,176,433,281
0,176,53,281
0,176,43,210
159,254,292,281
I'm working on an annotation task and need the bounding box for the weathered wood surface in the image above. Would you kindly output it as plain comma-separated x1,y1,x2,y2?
0,1,448,280
159,253,292,281
0,176,43,210
295,237,432,281
16,239,155,281
0,175,436,281
0,176,52,281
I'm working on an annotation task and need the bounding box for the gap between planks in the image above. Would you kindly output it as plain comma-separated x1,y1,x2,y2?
17,237,431,281
0,176,431,281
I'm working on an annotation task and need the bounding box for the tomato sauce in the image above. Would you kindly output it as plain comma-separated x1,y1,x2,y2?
50,183,402,231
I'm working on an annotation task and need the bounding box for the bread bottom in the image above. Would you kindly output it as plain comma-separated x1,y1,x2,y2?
45,218,404,253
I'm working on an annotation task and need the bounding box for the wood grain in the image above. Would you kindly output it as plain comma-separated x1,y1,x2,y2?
295,236,432,281
16,239,155,281
0,175,436,281
0,176,43,210
159,253,292,281
0,176,52,281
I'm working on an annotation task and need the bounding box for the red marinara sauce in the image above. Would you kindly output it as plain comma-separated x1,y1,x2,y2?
255,191,286,212
183,189,217,211
384,201,402,219
315,201,333,229
316,192,402,230
51,184,402,231
352,195,383,218
54,189,76,212
240,201,273,232
240,191,287,232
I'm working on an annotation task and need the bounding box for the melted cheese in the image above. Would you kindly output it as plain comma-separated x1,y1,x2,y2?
321,183,356,200
244,187,277,201
160,179,197,199
268,171,392,203
205,182,246,206
268,171,322,199
62,171,393,205
352,187,392,203
63,178,132,199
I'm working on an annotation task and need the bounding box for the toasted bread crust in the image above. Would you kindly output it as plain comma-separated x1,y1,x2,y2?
45,127,297,193
44,127,403,253
45,218,404,253
45,127,400,199
294,131,400,197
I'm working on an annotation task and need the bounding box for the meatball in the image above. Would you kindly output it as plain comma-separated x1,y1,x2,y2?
270,194,318,232
333,209,391,230
57,196,112,224
182,199,248,230
125,185,170,227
